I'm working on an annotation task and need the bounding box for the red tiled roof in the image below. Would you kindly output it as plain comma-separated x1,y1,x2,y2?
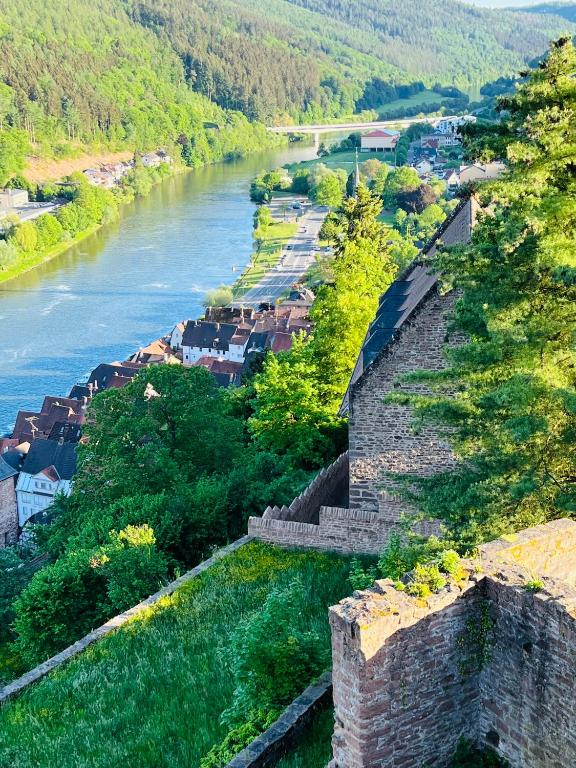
364,129,398,138
270,332,294,353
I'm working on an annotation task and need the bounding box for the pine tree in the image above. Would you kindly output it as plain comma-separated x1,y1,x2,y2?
401,39,576,545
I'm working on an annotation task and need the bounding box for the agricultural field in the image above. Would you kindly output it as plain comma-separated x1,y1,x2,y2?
376,90,459,117
0,542,360,768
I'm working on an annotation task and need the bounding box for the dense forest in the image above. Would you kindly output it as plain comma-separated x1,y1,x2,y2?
0,0,572,167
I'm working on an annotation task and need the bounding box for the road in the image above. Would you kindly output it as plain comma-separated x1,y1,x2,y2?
234,200,327,307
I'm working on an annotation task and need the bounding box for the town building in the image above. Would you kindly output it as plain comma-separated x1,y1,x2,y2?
360,129,399,153
16,439,76,532
413,158,433,175
169,322,186,350
12,396,86,444
442,168,461,191
140,150,171,168
0,188,29,209
194,357,243,387
421,132,461,150
434,114,477,134
459,161,506,184
69,362,144,399
0,451,20,547
181,321,239,365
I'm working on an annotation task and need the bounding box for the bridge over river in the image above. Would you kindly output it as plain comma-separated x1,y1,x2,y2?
267,115,458,148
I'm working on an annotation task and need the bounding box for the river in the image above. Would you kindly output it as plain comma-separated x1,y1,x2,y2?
0,143,317,433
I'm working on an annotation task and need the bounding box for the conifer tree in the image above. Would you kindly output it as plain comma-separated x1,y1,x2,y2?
402,39,576,544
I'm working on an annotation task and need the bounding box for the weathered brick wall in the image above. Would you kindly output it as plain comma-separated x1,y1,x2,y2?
249,506,393,555
480,518,576,585
327,520,576,768
478,576,576,768
262,453,348,525
348,289,458,518
329,577,483,768
0,477,18,547
348,196,479,521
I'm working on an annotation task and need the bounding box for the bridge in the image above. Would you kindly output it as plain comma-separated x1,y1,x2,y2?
267,115,458,148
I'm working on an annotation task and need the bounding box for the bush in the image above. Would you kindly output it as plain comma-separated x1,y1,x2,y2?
13,525,168,665
203,284,234,307
223,578,330,724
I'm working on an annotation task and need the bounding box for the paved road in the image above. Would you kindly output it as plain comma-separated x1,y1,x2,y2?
234,200,328,307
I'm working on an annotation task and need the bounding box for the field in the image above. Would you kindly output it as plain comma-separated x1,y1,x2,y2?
283,150,359,176
0,542,357,768
376,90,457,118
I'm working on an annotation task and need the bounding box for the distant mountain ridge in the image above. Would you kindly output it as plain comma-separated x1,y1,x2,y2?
0,0,573,158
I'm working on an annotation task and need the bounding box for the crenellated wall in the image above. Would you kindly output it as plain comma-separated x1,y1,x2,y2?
328,520,576,768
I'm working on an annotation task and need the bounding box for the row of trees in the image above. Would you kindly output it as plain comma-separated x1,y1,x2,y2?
394,38,576,545
0,163,171,274
2,182,405,669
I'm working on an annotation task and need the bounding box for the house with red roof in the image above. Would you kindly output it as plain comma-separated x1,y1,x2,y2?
360,129,399,153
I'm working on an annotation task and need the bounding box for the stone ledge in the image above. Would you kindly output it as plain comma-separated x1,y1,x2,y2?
0,535,252,705
225,670,333,768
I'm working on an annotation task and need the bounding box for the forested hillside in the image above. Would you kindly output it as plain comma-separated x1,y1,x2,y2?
0,0,573,169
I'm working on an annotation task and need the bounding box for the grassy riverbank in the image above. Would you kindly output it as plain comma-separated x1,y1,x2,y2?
0,543,356,768
0,224,101,285
232,220,297,298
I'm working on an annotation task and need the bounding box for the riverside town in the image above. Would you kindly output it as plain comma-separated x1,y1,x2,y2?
0,3,574,768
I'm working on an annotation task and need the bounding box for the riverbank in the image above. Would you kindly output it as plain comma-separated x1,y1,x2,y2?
0,225,101,285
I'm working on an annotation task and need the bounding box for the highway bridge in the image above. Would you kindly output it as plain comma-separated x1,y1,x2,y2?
267,115,458,148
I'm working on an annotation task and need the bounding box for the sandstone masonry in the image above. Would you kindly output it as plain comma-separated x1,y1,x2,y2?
249,197,479,554
329,519,576,768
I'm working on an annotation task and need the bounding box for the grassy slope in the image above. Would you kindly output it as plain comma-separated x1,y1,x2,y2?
0,543,356,768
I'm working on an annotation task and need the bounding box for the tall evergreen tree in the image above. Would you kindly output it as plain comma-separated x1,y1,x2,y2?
400,39,576,545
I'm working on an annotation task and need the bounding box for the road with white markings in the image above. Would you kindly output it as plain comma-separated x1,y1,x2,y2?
234,200,328,306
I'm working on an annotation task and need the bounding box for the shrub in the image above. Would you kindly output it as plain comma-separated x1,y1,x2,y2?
223,577,330,724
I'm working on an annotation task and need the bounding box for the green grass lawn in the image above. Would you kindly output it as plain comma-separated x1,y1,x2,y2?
276,707,335,768
0,542,356,768
376,90,456,118
233,220,297,297
283,150,358,176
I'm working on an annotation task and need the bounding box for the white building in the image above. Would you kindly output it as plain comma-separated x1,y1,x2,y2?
0,188,29,209
414,159,433,175
15,439,76,531
181,320,239,365
434,115,476,135
169,321,186,350
360,129,399,153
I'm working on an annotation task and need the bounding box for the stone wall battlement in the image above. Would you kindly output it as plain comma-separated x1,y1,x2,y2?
329,519,576,768
262,452,348,525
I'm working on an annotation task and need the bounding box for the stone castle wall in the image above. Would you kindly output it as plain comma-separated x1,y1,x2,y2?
249,506,393,555
330,577,483,768
262,452,349,525
328,520,576,768
348,289,458,519
0,478,18,547
349,195,479,521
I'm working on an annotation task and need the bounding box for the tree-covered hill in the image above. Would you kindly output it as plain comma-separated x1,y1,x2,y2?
129,0,575,119
0,0,573,165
